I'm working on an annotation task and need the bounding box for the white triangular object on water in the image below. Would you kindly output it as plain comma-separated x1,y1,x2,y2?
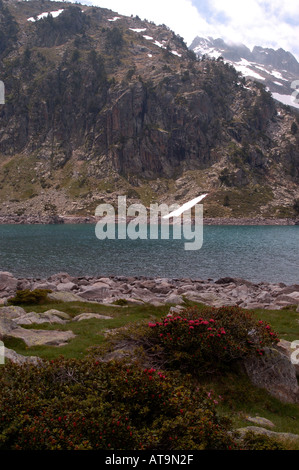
162,194,208,219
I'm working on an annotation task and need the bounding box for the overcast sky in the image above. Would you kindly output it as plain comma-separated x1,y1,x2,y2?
80,0,299,60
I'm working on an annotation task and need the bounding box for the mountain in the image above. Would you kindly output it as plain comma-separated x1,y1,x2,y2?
0,0,298,221
190,36,299,111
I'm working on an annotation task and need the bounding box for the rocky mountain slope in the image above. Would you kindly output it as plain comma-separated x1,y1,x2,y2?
190,36,299,111
0,0,298,220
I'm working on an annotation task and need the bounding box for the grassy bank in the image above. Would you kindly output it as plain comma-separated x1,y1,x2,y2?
1,299,299,449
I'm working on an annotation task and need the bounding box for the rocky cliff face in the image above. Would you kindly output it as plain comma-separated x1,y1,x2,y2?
0,0,298,219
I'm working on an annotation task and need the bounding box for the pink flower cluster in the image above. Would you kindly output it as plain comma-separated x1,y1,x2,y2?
143,368,166,380
149,316,226,339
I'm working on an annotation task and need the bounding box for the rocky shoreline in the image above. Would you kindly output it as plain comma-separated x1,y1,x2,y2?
0,214,298,225
1,271,299,311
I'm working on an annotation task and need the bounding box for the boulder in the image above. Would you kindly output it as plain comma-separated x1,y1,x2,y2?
229,285,250,299
56,282,76,292
3,347,41,365
163,294,184,305
215,277,236,285
116,297,144,305
97,277,116,287
48,272,74,283
275,293,299,305
243,302,269,310
237,426,299,442
246,416,275,428
0,306,27,320
48,291,87,303
0,272,18,295
0,317,18,339
256,292,273,303
79,282,110,300
32,282,57,291
168,305,185,315
10,327,76,347
177,285,196,294
244,347,299,403
151,283,172,295
276,339,299,377
15,311,68,325
43,309,71,320
0,314,75,347
73,313,113,322
138,280,157,290
277,285,299,296
16,279,33,291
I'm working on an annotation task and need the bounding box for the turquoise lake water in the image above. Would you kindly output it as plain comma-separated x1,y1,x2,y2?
0,224,298,284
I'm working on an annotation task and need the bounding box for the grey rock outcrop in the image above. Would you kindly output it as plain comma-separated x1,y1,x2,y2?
0,272,18,298
0,316,75,347
11,327,76,347
238,426,299,442
244,347,299,403
3,347,41,365
246,416,275,428
0,306,27,320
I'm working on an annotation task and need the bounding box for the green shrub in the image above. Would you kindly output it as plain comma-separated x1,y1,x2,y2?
145,306,279,374
242,431,286,450
0,358,238,450
112,298,129,306
291,122,298,135
293,198,299,216
8,289,52,305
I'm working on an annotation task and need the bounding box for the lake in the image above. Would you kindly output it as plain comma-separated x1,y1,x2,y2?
0,224,298,284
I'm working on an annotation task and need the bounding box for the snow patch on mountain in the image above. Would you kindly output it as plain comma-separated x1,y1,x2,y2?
130,28,147,33
27,9,64,22
272,92,299,109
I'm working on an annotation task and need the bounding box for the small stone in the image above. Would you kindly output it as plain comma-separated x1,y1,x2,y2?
246,416,275,428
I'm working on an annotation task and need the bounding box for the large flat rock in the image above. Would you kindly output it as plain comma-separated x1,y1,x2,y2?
0,316,75,347
73,313,113,322
11,328,76,347
48,291,87,303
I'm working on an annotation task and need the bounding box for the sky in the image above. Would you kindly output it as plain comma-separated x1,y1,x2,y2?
80,0,299,60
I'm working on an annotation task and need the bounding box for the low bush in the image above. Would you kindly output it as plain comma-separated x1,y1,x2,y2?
242,431,286,450
145,306,279,374
8,289,52,305
0,358,238,450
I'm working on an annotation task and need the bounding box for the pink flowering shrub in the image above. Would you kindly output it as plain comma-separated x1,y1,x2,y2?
147,306,279,373
0,358,238,450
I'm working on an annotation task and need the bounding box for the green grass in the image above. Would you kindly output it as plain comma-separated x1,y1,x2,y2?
250,306,299,342
3,301,168,360
201,370,299,449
